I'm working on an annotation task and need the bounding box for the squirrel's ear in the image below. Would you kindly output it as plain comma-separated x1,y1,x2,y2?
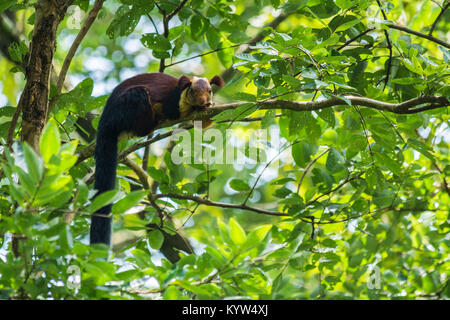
178,75,192,90
209,75,225,88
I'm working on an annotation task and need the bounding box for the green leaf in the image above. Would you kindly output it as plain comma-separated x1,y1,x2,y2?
229,218,246,245
292,141,318,168
326,148,346,173
314,34,340,50
235,53,260,62
74,179,89,209
23,143,43,183
283,74,303,87
232,92,257,102
217,39,233,68
147,167,169,184
245,225,271,249
335,0,358,10
8,42,22,62
16,166,36,196
148,229,164,250
141,33,172,52
205,247,226,266
373,189,395,207
374,152,401,175
211,103,257,122
163,286,181,300
40,119,61,164
391,77,422,85
229,179,250,191
190,15,203,39
365,166,378,190
106,5,142,38
0,0,16,14
0,106,16,117
407,138,435,160
87,190,121,213
335,18,360,32
317,108,335,127
206,28,220,49
59,224,73,250
112,190,146,214
261,109,276,129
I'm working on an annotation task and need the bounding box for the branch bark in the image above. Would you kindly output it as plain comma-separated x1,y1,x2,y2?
75,95,449,164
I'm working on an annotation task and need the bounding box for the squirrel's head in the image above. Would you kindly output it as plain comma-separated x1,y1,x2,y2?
178,75,225,108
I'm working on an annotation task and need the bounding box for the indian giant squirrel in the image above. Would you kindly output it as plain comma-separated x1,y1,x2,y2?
90,72,225,245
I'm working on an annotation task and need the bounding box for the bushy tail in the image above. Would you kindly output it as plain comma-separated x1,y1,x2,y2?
90,125,118,245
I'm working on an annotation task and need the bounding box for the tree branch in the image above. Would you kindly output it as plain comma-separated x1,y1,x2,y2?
167,0,189,21
48,0,105,115
336,27,376,51
429,2,449,36
386,24,450,49
121,157,194,263
221,11,292,82
19,0,74,152
154,193,289,217
376,0,393,89
297,147,331,193
75,95,448,164
183,95,449,121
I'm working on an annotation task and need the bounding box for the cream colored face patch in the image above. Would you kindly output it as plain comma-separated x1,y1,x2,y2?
188,77,213,107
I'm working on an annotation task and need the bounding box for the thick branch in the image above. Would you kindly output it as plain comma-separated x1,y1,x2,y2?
75,95,448,164
174,95,449,124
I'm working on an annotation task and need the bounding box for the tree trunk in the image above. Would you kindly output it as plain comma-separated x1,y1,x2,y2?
12,0,73,258
19,0,73,152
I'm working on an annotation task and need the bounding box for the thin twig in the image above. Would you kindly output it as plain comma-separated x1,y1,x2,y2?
306,171,365,205
154,193,289,217
386,24,450,49
353,105,374,161
6,94,23,147
221,11,293,82
296,147,331,193
376,0,393,89
337,27,376,51
164,43,243,68
48,0,105,115
429,2,449,36
167,0,189,21
243,140,301,206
